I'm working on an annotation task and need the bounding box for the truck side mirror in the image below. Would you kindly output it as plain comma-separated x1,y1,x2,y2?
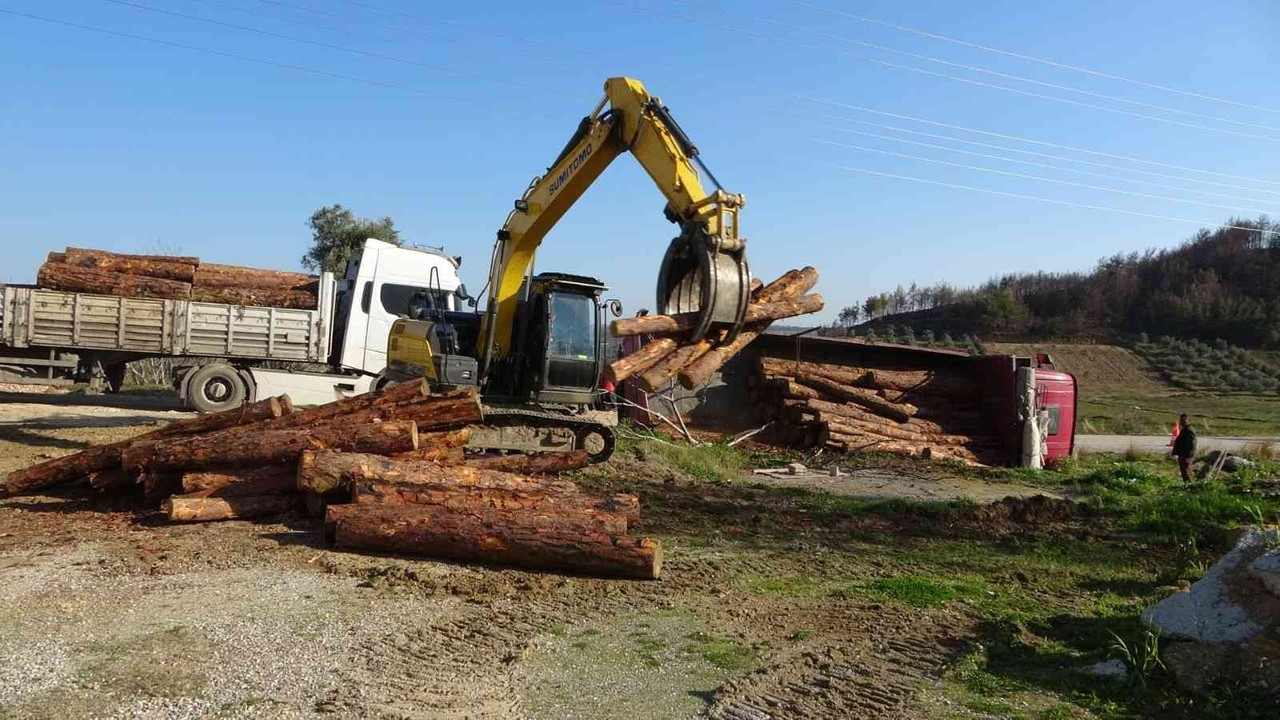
606,299,624,318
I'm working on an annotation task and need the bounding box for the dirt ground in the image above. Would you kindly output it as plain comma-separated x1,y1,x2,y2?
0,397,1077,720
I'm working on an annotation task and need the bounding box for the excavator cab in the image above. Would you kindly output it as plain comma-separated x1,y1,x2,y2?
496,273,607,406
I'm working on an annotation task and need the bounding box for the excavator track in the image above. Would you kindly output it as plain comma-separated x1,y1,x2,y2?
474,406,616,463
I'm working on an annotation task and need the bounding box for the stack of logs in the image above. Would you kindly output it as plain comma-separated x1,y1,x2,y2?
605,268,823,392
2,383,659,579
751,357,998,465
36,247,320,310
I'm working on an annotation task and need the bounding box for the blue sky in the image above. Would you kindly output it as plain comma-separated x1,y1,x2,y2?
4,0,1280,322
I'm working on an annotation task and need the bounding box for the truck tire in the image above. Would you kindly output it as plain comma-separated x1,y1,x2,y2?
184,363,247,413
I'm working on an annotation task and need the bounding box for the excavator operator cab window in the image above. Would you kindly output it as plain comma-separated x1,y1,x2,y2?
548,292,596,360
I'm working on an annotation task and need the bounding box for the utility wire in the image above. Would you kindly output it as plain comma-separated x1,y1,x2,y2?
804,112,1280,200
805,99,1280,189
823,126,1280,208
782,0,1280,117
0,7,504,108
812,138,1278,216
834,164,1277,236
101,0,574,97
624,1,1280,143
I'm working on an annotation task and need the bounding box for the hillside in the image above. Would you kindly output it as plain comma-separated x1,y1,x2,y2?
985,343,1170,397
849,218,1280,348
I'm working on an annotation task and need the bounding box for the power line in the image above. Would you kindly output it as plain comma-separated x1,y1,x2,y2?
805,99,1280,188
624,1,1280,143
0,7,513,111
101,0,573,97
734,6,1280,135
822,125,1280,208
834,164,1277,236
813,138,1278,216
805,112,1280,200
781,0,1280,117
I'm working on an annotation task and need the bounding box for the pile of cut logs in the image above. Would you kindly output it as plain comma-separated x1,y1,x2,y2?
751,357,998,465
2,383,659,579
36,247,320,310
605,268,822,392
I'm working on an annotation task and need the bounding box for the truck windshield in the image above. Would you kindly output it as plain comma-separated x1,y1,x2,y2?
381,283,451,318
548,293,595,360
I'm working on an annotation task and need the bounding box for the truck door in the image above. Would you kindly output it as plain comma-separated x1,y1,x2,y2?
1035,369,1077,462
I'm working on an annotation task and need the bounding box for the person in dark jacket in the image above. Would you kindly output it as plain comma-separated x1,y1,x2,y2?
1171,414,1197,482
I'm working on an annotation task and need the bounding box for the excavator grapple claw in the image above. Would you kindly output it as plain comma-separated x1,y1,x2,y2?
656,230,751,343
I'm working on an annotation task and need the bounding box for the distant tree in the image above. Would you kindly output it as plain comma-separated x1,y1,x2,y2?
837,305,861,328
921,329,935,347
883,326,897,344
941,332,955,348
901,326,916,345
864,328,879,344
303,204,401,274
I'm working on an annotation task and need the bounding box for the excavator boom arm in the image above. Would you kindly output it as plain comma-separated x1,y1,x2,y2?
481,77,749,368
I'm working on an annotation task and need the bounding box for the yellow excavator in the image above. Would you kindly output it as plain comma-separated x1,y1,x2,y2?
385,77,751,461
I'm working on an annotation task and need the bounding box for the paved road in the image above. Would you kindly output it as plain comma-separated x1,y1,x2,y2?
1077,434,1279,454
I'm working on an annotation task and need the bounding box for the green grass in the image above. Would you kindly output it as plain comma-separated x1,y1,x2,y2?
681,631,759,671
1078,392,1280,436
616,429,751,482
848,575,986,608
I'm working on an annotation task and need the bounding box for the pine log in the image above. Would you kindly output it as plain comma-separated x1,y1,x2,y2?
127,420,418,473
4,444,124,497
64,246,199,265
637,342,713,392
795,397,948,435
152,395,291,439
181,464,296,496
163,494,300,523
46,251,66,264
297,450,578,496
603,337,678,384
467,450,591,475
320,389,482,431
351,480,635,533
677,271,822,390
142,471,182,502
760,358,872,388
393,446,467,464
610,293,824,337
331,505,662,579
193,262,316,290
190,286,318,310
62,248,198,283
794,375,917,422
36,263,191,300
246,379,431,432
770,378,822,400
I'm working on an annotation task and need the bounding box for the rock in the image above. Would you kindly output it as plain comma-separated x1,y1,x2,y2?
1161,641,1238,695
1142,530,1273,645
1249,546,1280,596
1082,659,1129,681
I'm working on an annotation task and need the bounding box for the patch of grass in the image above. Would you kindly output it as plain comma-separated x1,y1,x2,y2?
1079,392,1280,436
682,631,759,671
740,573,827,597
622,431,750,482
842,574,986,608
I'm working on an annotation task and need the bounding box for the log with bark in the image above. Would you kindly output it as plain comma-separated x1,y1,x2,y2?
602,337,678,384
180,464,296,496
792,375,917,422
61,248,198,283
467,450,591,475
330,504,662,579
153,395,291,438
125,420,419,473
36,263,192,300
350,480,635,533
64,246,199,266
163,493,300,523
610,294,825,337
247,380,431,432
193,262,316,290
3,444,125,497
190,286,318,310
297,450,579,497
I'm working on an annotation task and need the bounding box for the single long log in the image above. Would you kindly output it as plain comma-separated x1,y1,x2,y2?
393,446,466,464
246,379,431,432
793,375,917,422
193,262,316,290
190,286,318,310
467,450,591,475
181,464,296,496
610,294,825,337
64,246,199,266
795,397,948,435
760,358,872,389
325,389,483,431
297,450,577,496
4,444,124,497
127,420,418,473
770,378,821,400
62,248,197,283
163,494,299,523
677,270,822,390
603,337,678,384
37,263,191,300
825,429,984,466
351,480,634,533
332,505,662,580
153,395,290,439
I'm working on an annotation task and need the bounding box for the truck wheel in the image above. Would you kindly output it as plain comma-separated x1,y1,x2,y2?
104,363,127,393
185,363,246,413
